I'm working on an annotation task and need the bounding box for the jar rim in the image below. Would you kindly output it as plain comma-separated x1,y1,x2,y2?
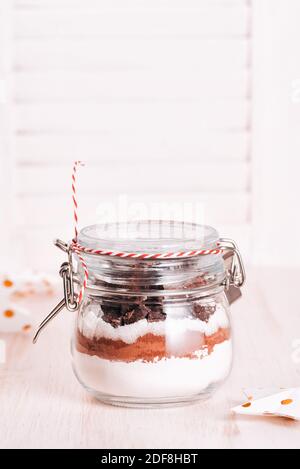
78,220,219,255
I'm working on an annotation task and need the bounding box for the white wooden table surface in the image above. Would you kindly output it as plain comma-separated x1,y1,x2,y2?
1,267,300,449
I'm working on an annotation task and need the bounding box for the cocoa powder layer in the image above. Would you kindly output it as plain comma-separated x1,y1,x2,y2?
76,328,230,363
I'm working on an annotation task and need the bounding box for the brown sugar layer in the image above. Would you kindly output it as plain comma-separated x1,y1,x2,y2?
76,327,230,363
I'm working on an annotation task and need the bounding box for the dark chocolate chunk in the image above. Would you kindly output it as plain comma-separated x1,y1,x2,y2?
121,303,137,315
101,303,121,315
102,312,122,328
147,305,166,322
192,304,216,322
101,303,122,328
123,305,151,325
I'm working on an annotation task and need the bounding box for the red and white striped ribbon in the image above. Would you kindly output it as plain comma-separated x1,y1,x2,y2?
71,242,223,260
70,161,224,303
76,251,88,304
72,160,84,241
71,161,88,303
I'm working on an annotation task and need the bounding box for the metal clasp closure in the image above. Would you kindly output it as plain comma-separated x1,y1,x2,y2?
60,262,78,312
33,240,78,343
55,239,78,312
219,238,246,289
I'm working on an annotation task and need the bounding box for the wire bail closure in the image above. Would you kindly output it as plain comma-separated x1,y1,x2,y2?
32,240,79,343
219,238,246,289
54,239,79,312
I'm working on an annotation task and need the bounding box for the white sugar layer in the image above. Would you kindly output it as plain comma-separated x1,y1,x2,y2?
73,339,232,398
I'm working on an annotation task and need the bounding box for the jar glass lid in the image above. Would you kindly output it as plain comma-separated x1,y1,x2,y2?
78,220,219,255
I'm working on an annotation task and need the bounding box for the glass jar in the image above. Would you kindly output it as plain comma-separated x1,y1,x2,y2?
69,221,245,407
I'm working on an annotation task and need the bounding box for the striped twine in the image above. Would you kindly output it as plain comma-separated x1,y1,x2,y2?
71,242,223,260
72,160,84,240
71,161,88,303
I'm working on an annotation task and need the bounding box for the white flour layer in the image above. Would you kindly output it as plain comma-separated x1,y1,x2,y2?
73,339,232,398
80,303,229,344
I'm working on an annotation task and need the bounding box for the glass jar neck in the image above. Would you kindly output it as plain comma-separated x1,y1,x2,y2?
75,252,226,296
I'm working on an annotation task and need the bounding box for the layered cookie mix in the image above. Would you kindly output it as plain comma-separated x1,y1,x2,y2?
73,291,232,399
70,222,239,402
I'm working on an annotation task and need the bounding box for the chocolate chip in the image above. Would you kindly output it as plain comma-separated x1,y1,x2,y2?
192,304,216,322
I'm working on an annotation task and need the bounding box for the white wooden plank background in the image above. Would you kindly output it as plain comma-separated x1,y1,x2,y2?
14,101,250,132
0,266,299,449
15,38,250,71
15,0,248,7
16,163,250,194
15,132,250,163
14,6,249,38
0,1,17,269
15,70,249,100
16,193,250,227
1,0,252,272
